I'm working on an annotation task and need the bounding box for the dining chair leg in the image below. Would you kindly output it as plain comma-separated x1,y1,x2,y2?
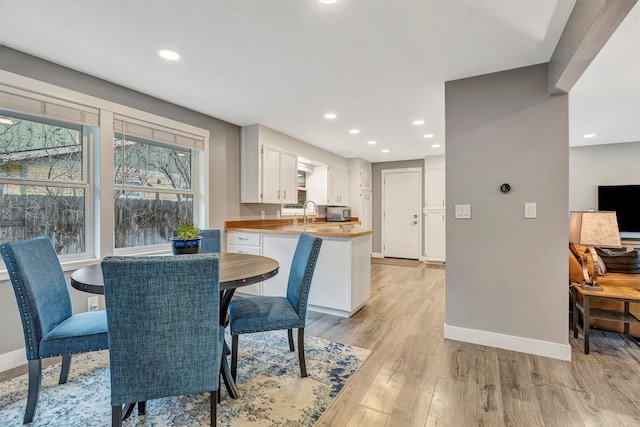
122,402,136,420
59,354,71,384
211,390,218,426
112,405,123,427
287,328,295,351
298,327,307,377
24,359,41,424
231,335,238,381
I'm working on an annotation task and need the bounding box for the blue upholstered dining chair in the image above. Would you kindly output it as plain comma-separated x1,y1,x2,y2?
0,237,109,424
229,233,322,379
200,228,221,253
101,254,224,427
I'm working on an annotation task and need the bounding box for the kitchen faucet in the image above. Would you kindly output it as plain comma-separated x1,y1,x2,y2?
303,200,317,224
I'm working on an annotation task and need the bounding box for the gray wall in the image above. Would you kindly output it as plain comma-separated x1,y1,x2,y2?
0,46,243,357
0,45,241,230
569,141,640,211
445,63,569,345
371,159,425,254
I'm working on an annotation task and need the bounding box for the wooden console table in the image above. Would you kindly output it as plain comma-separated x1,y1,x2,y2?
570,284,640,354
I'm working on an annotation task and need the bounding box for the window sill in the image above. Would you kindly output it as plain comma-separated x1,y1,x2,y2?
0,246,173,281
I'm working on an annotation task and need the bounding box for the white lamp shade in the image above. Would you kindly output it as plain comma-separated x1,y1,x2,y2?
569,211,622,248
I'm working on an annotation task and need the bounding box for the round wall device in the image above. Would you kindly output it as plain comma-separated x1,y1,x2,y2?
500,183,511,193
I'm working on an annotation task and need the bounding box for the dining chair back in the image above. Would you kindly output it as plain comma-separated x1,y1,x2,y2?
1,237,109,424
101,253,224,426
229,233,322,379
200,229,221,253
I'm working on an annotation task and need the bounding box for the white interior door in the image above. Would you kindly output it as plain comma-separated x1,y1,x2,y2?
383,169,421,259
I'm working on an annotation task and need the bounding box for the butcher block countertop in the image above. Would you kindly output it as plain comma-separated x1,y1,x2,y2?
225,218,372,238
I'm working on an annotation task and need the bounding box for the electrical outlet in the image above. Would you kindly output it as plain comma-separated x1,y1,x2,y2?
88,296,99,312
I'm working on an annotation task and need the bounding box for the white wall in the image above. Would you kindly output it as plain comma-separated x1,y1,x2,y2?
570,141,640,211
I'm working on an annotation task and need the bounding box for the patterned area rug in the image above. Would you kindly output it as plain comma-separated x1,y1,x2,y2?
0,331,369,426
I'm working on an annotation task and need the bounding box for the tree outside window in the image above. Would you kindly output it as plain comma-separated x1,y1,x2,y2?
0,112,88,255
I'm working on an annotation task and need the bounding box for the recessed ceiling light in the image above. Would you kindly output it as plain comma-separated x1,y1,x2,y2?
423,133,435,139
431,144,440,148
158,49,181,61
381,149,390,153
413,120,425,125
349,129,360,134
324,113,337,119
0,118,14,125
367,140,376,145
319,0,338,3
583,133,596,138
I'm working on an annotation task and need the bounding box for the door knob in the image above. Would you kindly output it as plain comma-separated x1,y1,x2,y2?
410,221,418,225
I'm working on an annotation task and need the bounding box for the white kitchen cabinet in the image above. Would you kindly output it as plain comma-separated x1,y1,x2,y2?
306,164,349,206
226,231,263,295
262,234,298,297
241,125,297,204
424,165,445,262
426,211,446,262
349,161,372,229
230,230,371,317
309,235,371,317
329,167,349,205
349,164,372,192
261,146,297,204
426,167,445,209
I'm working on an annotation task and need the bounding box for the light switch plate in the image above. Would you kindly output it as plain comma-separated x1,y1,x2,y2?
525,202,536,219
455,204,471,219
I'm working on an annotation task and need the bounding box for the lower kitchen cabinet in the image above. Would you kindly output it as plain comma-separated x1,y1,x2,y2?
227,231,371,317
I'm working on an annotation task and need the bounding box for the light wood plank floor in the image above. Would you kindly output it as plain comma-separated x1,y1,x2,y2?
3,263,640,426
311,262,640,427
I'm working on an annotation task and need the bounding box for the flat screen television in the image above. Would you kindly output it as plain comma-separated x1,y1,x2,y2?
598,185,640,237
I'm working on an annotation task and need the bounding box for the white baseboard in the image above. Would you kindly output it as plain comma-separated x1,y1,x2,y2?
0,348,26,373
371,252,384,259
444,323,571,361
308,304,350,318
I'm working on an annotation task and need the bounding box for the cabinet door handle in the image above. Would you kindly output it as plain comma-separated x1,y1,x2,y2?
283,190,286,199
239,237,248,240
277,190,280,199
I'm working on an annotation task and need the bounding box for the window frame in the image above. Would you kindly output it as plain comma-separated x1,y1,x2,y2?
0,109,94,262
0,78,210,279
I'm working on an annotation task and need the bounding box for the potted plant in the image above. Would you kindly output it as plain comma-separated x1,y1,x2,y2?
170,220,202,255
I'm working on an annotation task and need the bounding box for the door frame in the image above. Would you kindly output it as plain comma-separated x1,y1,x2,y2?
381,167,423,260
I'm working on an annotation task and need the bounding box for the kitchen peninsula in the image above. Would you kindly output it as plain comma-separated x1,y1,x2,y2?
225,219,372,317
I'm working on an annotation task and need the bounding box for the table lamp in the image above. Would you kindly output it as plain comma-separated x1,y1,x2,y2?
569,211,622,290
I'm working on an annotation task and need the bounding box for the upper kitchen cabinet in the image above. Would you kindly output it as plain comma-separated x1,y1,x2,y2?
348,158,372,192
329,167,349,205
306,164,349,206
426,166,445,209
241,125,297,204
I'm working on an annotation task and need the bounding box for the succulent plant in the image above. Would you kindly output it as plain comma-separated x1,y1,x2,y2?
172,220,201,240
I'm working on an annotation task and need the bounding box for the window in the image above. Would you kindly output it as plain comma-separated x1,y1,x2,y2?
112,117,200,250
0,83,209,273
0,110,93,256
281,162,316,216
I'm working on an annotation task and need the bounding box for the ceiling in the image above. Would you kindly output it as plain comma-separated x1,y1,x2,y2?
0,1,637,163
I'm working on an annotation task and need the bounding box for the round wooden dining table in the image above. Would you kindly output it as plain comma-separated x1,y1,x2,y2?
70,252,280,400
